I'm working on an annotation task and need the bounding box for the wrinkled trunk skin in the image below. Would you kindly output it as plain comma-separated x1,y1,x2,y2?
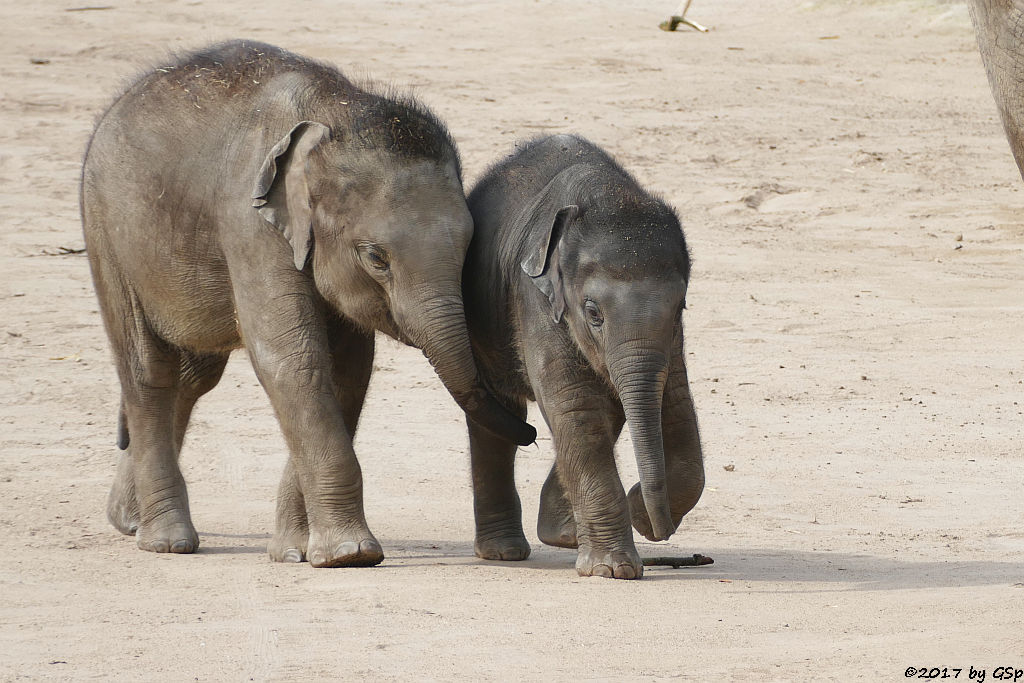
607,347,675,541
970,0,1024,179
399,292,536,447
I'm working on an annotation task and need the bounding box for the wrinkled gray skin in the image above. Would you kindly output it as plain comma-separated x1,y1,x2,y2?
81,41,534,568
969,0,1024,181
463,135,704,579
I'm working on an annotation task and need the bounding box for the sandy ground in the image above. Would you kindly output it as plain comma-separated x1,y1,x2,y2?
1,0,1022,679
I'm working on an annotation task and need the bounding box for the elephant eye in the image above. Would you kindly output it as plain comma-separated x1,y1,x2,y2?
583,299,604,327
360,244,390,272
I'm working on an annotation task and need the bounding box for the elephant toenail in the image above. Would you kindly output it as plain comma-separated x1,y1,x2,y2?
282,548,303,563
334,541,359,557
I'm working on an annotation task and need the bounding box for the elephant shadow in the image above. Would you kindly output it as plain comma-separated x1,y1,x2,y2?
632,545,1024,591
379,539,1024,590
194,531,272,555
186,535,1023,590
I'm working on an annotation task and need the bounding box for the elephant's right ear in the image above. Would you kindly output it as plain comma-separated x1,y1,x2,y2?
251,121,331,270
520,204,579,324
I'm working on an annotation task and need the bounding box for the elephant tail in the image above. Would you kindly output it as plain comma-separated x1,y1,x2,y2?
116,397,129,450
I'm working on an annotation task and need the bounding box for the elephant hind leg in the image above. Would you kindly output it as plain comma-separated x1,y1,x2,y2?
469,396,531,561
106,436,140,536
269,460,308,563
106,341,229,551
537,465,577,549
116,318,193,553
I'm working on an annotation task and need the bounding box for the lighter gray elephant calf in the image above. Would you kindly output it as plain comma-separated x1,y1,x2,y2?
81,40,534,568
463,135,705,579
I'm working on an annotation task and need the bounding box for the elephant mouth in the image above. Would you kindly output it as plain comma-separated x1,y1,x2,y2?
380,311,418,348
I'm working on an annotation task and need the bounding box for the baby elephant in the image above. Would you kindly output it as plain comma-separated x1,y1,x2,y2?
81,41,534,567
463,135,705,579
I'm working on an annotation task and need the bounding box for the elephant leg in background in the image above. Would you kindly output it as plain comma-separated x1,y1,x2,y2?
628,335,704,540
270,316,375,563
107,350,229,539
469,396,531,561
533,364,641,579
232,262,382,568
537,409,626,552
537,463,577,549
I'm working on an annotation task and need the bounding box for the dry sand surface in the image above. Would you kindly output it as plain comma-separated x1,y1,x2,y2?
2,0,1022,679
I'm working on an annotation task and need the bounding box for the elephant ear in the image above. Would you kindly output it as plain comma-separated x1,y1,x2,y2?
520,202,579,324
251,121,331,270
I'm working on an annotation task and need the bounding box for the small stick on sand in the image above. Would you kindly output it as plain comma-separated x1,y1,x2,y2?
642,554,714,568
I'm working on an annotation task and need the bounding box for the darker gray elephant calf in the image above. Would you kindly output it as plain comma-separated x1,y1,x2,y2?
463,135,705,579
81,40,534,567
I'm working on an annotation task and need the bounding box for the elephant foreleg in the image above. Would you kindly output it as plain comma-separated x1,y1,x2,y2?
265,309,378,565
538,409,625,550
533,372,640,579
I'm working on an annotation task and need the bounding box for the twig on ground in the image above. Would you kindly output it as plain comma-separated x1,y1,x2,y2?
642,554,714,568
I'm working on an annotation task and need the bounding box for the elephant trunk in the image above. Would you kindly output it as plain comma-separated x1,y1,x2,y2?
608,346,675,541
403,292,536,446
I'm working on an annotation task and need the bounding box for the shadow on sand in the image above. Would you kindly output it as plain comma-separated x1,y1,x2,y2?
377,539,1024,591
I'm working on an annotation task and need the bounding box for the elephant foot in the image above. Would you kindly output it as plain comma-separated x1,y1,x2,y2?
306,527,383,568
537,509,578,549
575,545,644,580
268,529,309,563
106,457,140,535
475,531,531,561
538,468,578,548
135,513,199,554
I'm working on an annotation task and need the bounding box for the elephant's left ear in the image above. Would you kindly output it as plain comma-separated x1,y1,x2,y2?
251,121,331,270
521,204,579,324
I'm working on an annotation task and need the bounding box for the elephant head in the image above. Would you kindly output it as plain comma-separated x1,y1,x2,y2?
252,119,536,447
519,164,692,541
